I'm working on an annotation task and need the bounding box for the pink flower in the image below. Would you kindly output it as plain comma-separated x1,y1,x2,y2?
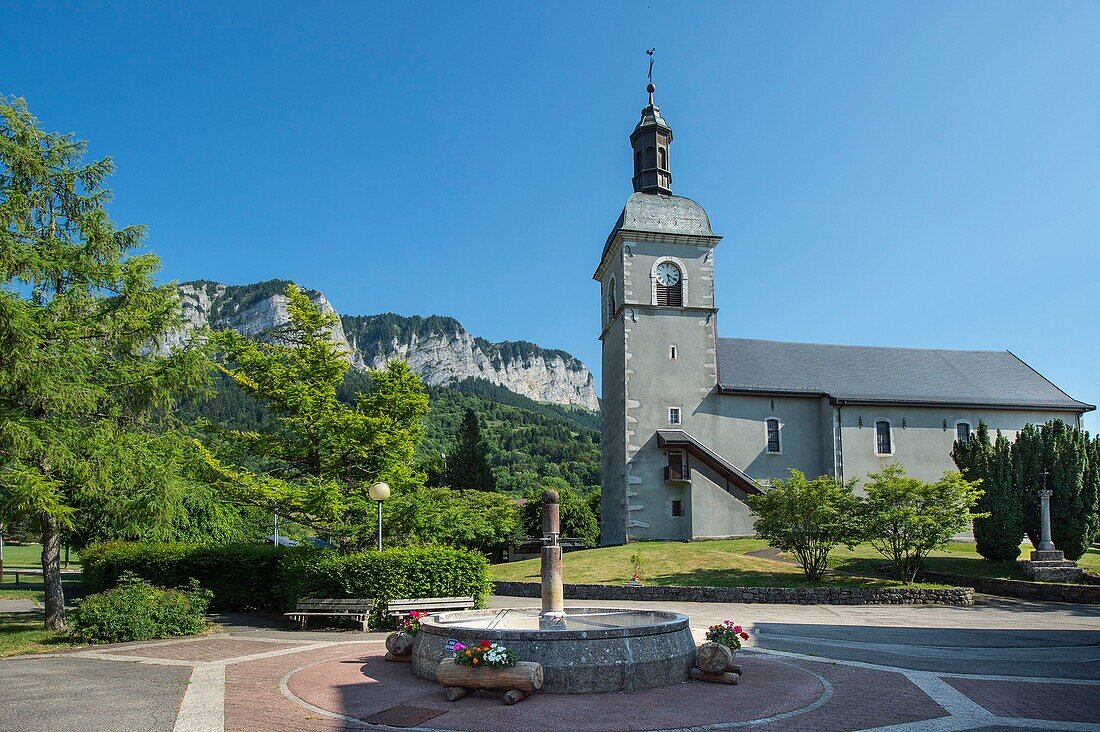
453,643,466,651
733,625,742,633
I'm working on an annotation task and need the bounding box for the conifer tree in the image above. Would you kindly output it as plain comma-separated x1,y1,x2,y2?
0,98,209,629
952,422,1025,560
1012,421,1097,561
444,408,497,492
196,285,431,550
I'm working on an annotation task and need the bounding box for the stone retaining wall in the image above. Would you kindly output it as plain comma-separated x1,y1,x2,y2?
492,581,973,606
919,571,1100,604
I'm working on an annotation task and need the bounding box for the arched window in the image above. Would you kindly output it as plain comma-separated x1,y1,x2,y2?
956,421,971,444
875,420,892,455
607,277,617,320
655,262,683,306
766,418,781,454
658,147,667,169
635,150,643,172
644,145,656,168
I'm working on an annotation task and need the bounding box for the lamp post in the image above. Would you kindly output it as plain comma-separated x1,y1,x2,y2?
369,482,391,551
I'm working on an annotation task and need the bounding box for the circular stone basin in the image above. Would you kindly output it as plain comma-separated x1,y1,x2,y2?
412,607,696,694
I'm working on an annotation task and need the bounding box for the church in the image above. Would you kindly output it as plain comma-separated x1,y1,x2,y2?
596,83,1094,545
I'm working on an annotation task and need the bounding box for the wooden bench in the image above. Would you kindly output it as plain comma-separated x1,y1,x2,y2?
385,596,475,621
285,598,374,631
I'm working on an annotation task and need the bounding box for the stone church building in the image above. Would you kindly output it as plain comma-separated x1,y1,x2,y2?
596,84,1094,545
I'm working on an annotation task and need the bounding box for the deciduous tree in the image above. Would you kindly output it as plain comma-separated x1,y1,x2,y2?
746,470,860,581
858,464,982,584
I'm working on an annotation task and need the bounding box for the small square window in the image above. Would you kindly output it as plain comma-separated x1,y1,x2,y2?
671,500,683,517
668,407,681,425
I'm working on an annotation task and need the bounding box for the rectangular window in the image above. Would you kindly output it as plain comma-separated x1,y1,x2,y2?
956,422,971,443
668,407,681,425
766,419,781,453
671,500,683,517
876,421,892,454
669,345,677,360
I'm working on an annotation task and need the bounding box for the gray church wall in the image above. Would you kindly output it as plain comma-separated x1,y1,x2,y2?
688,459,756,538
600,314,628,545
691,393,828,482
838,405,1080,487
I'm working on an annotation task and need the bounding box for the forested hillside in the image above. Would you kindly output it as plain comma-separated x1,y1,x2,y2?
181,372,600,497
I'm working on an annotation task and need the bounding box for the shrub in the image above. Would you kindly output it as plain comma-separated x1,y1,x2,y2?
859,465,982,584
747,470,861,581
70,573,212,644
283,546,491,626
952,423,1024,561
81,542,283,611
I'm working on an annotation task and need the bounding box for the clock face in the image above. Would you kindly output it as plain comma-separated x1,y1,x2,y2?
655,263,681,287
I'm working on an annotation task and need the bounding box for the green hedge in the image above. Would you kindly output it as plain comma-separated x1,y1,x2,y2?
81,542,492,617
283,546,492,611
81,542,284,611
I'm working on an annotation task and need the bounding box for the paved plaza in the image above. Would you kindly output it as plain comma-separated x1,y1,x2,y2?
1,595,1098,732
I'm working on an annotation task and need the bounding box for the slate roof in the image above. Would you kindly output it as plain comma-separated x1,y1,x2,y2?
716,338,1093,411
599,193,717,269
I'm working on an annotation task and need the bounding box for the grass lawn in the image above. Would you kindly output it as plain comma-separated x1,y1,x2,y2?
491,539,1100,589
491,539,946,589
829,542,1100,581
1,542,81,568
0,611,75,657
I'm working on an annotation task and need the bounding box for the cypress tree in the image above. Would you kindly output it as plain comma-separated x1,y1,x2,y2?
444,408,497,492
952,422,1025,560
1013,423,1044,547
1012,421,1096,561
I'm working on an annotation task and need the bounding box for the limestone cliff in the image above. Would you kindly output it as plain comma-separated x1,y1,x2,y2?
174,280,599,410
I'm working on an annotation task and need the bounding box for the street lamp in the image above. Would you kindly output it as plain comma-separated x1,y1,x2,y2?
369,482,391,551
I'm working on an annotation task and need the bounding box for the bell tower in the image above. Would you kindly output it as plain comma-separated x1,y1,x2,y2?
630,83,673,195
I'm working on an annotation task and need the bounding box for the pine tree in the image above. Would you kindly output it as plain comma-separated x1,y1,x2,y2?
0,98,209,629
952,422,1025,560
444,408,497,492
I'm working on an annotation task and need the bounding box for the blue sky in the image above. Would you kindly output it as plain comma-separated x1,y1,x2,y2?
3,2,1097,429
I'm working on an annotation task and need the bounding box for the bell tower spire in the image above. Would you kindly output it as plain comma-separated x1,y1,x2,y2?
630,76,673,195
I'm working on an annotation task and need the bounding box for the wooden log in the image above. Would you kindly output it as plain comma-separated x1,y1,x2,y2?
384,651,412,663
445,686,475,702
436,659,543,692
502,689,532,705
691,667,739,685
385,631,414,656
696,642,735,674
728,663,743,675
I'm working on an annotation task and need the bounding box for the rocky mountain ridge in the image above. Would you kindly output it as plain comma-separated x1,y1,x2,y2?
174,279,599,410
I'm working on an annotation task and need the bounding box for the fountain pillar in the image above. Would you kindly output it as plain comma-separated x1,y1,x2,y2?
540,489,565,618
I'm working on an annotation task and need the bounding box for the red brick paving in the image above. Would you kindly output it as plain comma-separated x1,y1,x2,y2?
945,676,1100,724
223,643,950,732
113,637,306,662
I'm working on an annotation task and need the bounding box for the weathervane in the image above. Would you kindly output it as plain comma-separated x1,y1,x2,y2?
646,48,655,82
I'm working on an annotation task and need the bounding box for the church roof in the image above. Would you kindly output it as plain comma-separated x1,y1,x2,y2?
716,338,1094,412
600,193,718,268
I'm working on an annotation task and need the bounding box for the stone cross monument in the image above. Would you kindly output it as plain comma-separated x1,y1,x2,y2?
540,489,565,619
1021,477,1084,582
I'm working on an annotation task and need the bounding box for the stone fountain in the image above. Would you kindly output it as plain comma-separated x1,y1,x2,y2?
412,489,696,693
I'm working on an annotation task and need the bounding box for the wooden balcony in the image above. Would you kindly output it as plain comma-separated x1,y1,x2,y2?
664,464,691,482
